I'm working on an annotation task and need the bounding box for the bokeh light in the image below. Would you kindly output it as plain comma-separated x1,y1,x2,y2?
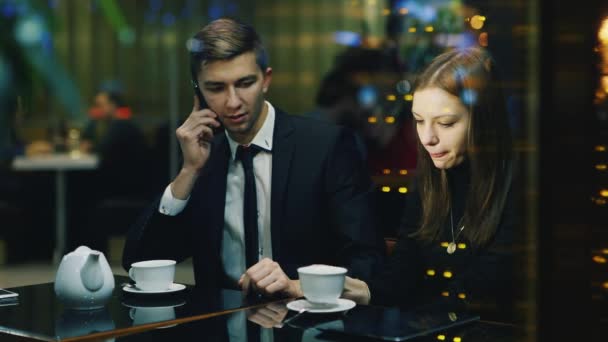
334,31,362,47
470,15,486,30
358,85,378,108
461,89,477,105
396,80,411,94
394,1,436,23
186,38,204,52
418,5,437,22
149,0,163,12
162,12,176,26
2,2,17,18
599,17,608,44
15,15,46,46
118,28,136,45
593,255,607,264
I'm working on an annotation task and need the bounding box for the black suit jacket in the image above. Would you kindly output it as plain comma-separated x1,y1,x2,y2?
123,109,383,289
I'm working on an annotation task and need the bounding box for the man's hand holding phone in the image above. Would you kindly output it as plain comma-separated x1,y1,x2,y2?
170,96,221,200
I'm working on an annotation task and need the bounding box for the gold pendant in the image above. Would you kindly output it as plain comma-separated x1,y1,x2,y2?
447,242,457,254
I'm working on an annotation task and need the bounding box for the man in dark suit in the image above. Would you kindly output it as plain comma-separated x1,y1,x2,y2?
123,18,383,298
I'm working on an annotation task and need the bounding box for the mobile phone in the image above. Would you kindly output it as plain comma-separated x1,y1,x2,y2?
191,68,223,134
190,73,209,110
0,289,18,300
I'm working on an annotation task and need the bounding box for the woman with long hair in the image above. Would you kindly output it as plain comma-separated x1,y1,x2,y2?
343,46,515,310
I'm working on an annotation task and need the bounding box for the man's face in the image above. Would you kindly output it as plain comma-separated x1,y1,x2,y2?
94,93,116,118
197,51,272,139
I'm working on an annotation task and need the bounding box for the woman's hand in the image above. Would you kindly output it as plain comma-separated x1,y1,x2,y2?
342,276,371,305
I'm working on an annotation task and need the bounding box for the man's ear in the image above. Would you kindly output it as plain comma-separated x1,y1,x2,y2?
262,67,273,93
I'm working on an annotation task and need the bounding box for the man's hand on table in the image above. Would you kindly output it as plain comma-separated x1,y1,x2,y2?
238,258,303,298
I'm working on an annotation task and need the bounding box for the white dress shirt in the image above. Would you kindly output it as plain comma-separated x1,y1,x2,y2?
159,101,275,285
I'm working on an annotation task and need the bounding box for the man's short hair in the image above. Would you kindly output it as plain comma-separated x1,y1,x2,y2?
189,18,268,77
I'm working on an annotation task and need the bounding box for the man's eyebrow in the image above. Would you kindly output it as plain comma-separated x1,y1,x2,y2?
202,81,224,87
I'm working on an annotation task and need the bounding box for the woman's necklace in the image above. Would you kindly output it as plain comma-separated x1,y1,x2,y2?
447,208,465,254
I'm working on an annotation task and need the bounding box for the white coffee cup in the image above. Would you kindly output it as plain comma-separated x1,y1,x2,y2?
129,306,176,325
298,264,347,305
128,260,176,291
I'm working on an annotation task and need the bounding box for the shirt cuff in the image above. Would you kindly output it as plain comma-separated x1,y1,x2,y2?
158,184,189,216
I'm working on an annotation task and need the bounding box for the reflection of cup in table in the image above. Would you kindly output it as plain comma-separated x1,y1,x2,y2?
301,320,344,342
11,153,99,262
122,297,185,328
129,306,176,326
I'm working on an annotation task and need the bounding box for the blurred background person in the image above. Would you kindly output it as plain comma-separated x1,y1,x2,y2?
70,85,151,253
307,46,418,237
304,69,367,158
308,46,417,176
80,86,149,197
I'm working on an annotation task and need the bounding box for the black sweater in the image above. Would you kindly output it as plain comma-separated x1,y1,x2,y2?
368,160,515,312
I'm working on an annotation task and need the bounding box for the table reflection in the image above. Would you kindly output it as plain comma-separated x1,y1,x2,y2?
122,296,186,327
0,277,520,341
246,302,289,328
55,307,115,340
116,301,521,342
0,276,282,341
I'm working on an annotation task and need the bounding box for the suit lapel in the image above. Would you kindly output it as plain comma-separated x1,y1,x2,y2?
270,110,295,263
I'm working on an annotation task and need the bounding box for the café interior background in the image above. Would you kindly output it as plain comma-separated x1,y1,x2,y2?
0,0,607,340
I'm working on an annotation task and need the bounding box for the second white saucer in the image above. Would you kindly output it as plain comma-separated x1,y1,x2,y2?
287,298,356,313
122,283,186,294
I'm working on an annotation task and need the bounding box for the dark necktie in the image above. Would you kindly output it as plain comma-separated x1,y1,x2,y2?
236,145,262,269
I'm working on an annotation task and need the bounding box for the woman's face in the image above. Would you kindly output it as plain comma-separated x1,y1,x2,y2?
412,87,470,169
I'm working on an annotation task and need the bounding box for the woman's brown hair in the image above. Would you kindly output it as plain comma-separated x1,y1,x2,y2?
412,47,513,247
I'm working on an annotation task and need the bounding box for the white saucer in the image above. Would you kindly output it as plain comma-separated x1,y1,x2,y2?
287,298,356,313
122,283,186,294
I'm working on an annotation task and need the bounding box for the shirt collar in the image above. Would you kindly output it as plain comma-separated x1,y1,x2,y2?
226,101,275,161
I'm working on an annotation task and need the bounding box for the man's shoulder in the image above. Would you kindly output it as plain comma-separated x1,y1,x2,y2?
276,108,344,140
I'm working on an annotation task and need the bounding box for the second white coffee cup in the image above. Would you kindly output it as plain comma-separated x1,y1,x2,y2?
128,260,176,291
298,264,347,305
